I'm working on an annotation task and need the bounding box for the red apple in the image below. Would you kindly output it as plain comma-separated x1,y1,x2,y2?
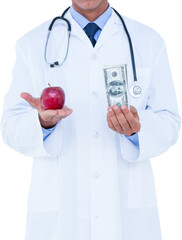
40,84,65,110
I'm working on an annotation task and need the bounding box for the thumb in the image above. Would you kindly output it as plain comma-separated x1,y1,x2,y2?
130,105,137,114
20,92,39,109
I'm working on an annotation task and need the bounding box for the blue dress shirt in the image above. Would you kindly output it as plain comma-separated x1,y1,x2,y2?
42,4,139,146
70,5,112,41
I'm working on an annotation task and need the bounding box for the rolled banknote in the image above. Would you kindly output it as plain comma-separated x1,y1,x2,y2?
103,64,130,109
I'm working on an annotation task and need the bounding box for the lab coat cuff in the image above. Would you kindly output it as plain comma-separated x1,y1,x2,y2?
120,108,180,162
120,109,152,162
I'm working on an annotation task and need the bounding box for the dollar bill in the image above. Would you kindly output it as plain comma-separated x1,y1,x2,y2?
103,64,130,109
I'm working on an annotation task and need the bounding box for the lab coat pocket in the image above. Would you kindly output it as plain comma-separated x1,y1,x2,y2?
27,156,60,212
127,67,151,110
127,160,157,208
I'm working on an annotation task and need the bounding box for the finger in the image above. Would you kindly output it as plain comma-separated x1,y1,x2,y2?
52,108,73,121
121,105,141,132
112,105,133,135
20,92,41,110
107,113,118,132
130,105,137,114
63,105,71,110
57,108,73,118
108,107,123,133
130,105,139,120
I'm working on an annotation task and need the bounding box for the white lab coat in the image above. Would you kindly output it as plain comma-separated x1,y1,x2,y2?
1,9,181,240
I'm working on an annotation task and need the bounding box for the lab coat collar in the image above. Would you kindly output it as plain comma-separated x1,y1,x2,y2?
69,4,112,30
64,9,124,51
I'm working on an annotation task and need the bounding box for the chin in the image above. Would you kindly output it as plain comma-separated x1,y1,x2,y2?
74,0,103,11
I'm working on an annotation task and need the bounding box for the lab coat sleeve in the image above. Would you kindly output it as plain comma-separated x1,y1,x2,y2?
1,38,62,158
120,42,181,162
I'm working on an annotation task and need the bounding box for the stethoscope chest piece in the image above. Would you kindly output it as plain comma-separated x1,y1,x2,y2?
130,84,142,98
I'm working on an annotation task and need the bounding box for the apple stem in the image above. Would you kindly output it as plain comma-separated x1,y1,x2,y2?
48,83,51,87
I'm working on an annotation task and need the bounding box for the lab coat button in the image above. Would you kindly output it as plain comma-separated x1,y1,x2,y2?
91,92,98,98
91,54,97,60
92,131,99,138
92,171,100,179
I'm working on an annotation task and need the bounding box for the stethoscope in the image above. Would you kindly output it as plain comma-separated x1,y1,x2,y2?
44,6,142,98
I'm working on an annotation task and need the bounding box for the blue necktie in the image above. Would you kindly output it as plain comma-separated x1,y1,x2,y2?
84,23,100,47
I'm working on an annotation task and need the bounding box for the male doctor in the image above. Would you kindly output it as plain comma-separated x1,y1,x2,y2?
1,0,181,240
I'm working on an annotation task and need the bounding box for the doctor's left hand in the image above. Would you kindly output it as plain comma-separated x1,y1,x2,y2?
20,92,73,129
107,105,141,136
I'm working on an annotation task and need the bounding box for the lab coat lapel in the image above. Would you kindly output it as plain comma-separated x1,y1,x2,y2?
65,11,93,48
65,9,123,50
94,10,124,51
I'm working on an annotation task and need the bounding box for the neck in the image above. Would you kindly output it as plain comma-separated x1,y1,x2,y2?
72,1,109,22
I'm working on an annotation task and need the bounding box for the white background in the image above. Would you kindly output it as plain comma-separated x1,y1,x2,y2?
0,0,181,239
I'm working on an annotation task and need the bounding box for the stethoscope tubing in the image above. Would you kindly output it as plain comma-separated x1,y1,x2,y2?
111,8,137,83
45,6,138,87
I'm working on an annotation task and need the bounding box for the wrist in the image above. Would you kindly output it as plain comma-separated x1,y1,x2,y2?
38,114,58,129
40,120,57,129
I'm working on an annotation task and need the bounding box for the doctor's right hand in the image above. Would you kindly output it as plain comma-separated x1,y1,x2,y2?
20,92,73,129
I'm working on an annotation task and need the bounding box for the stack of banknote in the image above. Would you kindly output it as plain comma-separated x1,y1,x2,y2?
103,64,130,109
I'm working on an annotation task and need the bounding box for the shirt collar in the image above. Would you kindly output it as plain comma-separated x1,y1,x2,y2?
70,4,112,30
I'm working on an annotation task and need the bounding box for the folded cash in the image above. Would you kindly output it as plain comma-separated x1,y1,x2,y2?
103,64,130,109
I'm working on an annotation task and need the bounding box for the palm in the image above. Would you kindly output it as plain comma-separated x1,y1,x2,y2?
20,92,73,124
